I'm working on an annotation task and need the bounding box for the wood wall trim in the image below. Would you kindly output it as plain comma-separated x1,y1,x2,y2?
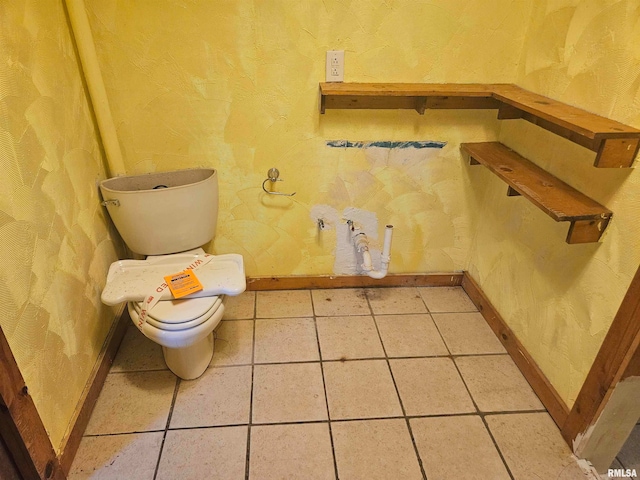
0,326,65,480
561,265,640,445
246,273,464,291
0,433,22,480
58,306,129,475
461,272,570,427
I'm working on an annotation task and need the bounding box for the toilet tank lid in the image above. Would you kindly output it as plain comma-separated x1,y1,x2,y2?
101,253,246,306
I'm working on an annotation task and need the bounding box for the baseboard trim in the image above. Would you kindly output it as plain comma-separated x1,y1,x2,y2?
461,272,570,427
58,306,129,475
246,273,464,290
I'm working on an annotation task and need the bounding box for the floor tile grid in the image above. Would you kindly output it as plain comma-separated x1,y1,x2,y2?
364,293,430,480
247,290,549,480
429,304,552,479
352,290,537,480
79,288,555,480
427,315,518,480
393,290,546,479
150,296,258,480
152,379,182,479
311,305,344,480
425,298,553,480
243,302,256,480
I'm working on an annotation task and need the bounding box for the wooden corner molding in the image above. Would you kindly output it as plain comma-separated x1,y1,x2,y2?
0,326,65,480
0,305,129,479
561,264,640,445
461,272,570,427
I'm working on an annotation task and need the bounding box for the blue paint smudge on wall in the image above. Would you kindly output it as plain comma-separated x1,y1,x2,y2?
326,140,446,149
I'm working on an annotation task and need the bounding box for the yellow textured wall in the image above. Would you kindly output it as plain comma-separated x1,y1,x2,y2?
467,0,640,406
84,0,533,275
0,0,122,451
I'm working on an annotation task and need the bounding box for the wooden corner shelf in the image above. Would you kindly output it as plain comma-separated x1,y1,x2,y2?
461,142,612,244
319,83,640,168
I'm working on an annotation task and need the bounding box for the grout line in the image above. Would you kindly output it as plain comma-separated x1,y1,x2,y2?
82,429,166,438
81,409,552,438
448,355,516,480
368,294,429,480
152,376,181,480
615,456,627,469
416,288,431,314
311,289,341,480
429,308,453,357
428,309,480,315
244,311,256,480
107,368,170,375
106,350,512,376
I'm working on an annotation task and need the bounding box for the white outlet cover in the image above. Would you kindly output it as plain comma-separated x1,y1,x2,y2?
326,50,344,82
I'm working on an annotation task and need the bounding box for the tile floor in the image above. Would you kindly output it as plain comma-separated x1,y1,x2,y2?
69,286,598,480
611,422,640,473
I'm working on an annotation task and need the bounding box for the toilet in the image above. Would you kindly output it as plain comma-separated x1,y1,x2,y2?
99,168,245,380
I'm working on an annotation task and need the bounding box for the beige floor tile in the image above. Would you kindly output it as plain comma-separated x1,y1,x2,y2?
411,416,510,480
375,314,448,357
390,358,475,415
618,424,640,469
418,286,477,313
110,325,167,373
170,365,252,428
156,426,247,480
254,317,319,363
256,290,313,318
456,355,544,412
316,316,384,360
332,419,422,480
433,312,506,355
249,423,335,480
223,291,255,319
365,287,428,315
85,371,176,435
323,359,402,420
252,363,327,423
210,320,254,366
68,432,163,480
486,413,591,479
311,288,370,316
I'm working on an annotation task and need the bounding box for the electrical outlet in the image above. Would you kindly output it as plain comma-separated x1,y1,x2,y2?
326,50,344,82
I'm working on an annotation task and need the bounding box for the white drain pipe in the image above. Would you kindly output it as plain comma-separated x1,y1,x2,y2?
351,224,394,279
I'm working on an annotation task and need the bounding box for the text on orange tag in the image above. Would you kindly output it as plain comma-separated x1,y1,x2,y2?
163,269,203,298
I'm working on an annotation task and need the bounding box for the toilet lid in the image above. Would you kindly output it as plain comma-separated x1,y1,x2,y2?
101,251,245,306
132,296,220,324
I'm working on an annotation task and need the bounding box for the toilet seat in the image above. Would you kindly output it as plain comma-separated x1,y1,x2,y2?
130,296,223,331
128,297,225,350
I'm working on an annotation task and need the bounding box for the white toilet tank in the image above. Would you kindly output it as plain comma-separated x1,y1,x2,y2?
100,169,218,255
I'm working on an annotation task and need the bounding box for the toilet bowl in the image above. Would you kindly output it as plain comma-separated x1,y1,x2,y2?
99,169,246,380
128,294,225,379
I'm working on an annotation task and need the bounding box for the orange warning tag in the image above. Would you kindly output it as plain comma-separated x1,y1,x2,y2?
163,270,203,298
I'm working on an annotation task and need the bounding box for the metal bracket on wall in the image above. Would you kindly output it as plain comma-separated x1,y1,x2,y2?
262,168,296,196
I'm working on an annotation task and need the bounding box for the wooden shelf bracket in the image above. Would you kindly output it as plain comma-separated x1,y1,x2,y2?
461,142,613,244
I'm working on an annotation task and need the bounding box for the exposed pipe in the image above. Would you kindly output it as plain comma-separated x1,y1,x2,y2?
350,224,394,279
65,0,126,177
